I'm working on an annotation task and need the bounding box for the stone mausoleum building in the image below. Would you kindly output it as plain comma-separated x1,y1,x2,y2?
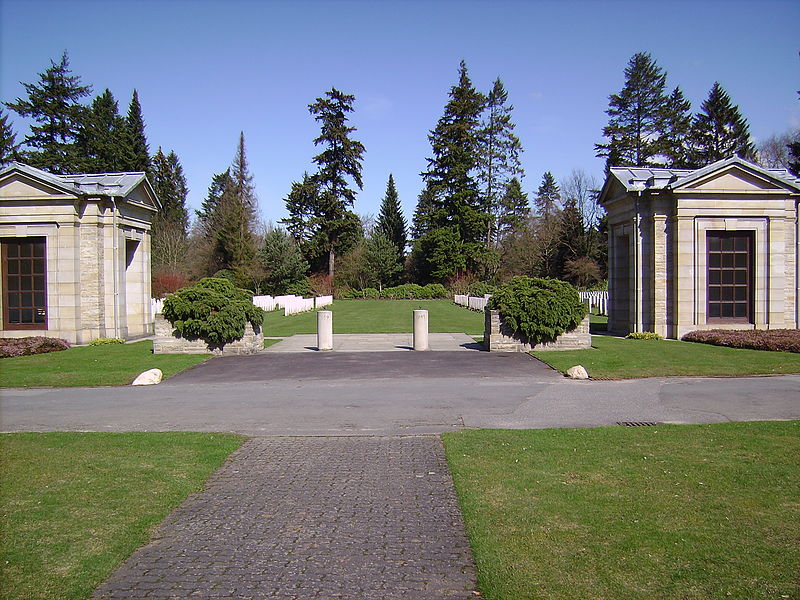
599,157,800,339
0,162,159,344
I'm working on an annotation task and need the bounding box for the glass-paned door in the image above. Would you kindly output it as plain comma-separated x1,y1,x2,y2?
2,237,47,329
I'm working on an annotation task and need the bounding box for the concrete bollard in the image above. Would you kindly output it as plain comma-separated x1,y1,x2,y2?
317,310,333,351
413,309,429,351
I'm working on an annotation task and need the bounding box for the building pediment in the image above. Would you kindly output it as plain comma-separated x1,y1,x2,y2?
671,158,800,194
0,171,78,200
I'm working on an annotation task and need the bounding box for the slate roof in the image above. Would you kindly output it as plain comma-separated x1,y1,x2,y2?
607,157,800,194
0,161,153,199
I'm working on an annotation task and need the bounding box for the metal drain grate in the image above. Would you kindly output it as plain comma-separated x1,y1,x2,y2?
617,421,660,427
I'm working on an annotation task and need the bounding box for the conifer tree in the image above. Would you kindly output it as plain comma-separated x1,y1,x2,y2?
364,233,403,290
195,169,231,238
595,52,669,170
375,174,407,258
76,89,128,172
257,228,309,295
5,52,91,173
659,86,693,168
124,89,150,172
150,148,190,270
496,177,530,240
282,172,319,243
215,132,258,273
413,60,488,280
534,171,561,218
0,108,19,165
690,82,755,166
478,78,523,244
789,92,800,176
410,185,435,239
307,88,366,277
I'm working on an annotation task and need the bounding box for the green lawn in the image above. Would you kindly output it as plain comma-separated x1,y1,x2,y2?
533,334,800,378
0,341,210,388
444,422,799,600
0,432,244,600
262,299,485,336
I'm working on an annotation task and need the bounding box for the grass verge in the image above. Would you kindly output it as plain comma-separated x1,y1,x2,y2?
262,299,484,336
532,335,800,378
0,341,210,388
0,432,244,600
444,422,799,600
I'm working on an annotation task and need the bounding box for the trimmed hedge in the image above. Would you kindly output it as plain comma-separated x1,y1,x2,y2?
340,284,449,300
682,329,800,353
626,331,663,340
487,277,587,344
89,337,125,346
0,336,71,359
162,278,264,347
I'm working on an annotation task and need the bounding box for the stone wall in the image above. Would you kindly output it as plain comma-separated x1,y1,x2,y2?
152,314,263,355
484,309,591,352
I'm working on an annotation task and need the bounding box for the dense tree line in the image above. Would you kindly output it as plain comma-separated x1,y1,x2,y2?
4,52,793,298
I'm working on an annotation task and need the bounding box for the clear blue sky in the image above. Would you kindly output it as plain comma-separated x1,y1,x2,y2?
2,0,798,227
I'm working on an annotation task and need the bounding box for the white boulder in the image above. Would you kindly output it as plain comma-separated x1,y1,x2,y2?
566,365,589,380
132,368,163,386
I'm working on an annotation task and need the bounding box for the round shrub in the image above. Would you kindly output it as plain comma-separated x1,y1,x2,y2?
423,283,448,299
467,281,497,297
487,277,587,344
162,277,264,347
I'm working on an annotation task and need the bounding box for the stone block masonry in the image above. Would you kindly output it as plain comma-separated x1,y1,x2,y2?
152,315,263,355
484,309,591,352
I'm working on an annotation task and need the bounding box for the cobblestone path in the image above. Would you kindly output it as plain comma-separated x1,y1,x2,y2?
93,436,477,599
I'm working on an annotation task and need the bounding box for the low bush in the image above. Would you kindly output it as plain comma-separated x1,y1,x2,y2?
307,274,334,296
487,277,587,345
162,277,263,347
682,329,800,353
0,336,71,358
626,331,663,340
467,281,497,297
89,338,125,346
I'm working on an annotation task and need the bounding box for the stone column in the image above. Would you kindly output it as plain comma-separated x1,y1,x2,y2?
413,309,429,351
652,214,667,338
317,310,333,351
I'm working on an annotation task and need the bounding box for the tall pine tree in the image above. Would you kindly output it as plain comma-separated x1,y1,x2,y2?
215,132,258,274
534,171,561,218
413,60,489,281
76,89,128,172
0,108,19,165
150,148,190,271
308,88,366,277
124,89,150,172
496,177,530,240
5,52,91,173
375,173,407,259
659,86,693,168
595,52,669,170
478,78,523,244
690,82,755,166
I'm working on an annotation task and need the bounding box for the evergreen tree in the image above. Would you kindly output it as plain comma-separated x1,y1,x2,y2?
595,52,669,170
790,92,800,176
307,88,366,277
690,82,755,166
659,86,693,168
5,52,91,173
534,171,561,218
414,60,488,280
496,177,530,240
375,174,407,258
257,228,310,295
0,108,19,165
282,172,319,243
76,89,128,172
410,185,435,239
150,148,189,235
150,148,190,271
215,132,258,273
124,89,150,172
196,169,231,236
478,78,523,244
364,233,403,290
555,198,586,277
